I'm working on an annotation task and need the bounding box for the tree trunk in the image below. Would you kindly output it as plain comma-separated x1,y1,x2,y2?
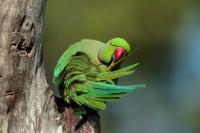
0,0,100,133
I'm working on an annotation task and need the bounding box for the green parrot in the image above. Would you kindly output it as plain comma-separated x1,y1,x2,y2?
53,37,145,114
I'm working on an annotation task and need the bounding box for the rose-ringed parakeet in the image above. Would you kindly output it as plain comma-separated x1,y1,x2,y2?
53,38,145,114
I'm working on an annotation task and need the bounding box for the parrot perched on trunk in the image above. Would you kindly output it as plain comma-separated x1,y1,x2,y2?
53,38,145,114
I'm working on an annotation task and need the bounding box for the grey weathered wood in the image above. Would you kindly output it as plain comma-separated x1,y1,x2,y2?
0,0,100,133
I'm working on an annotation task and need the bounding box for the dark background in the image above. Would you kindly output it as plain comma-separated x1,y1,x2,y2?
43,0,200,133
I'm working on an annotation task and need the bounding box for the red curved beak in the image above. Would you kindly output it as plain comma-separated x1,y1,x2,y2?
113,47,125,62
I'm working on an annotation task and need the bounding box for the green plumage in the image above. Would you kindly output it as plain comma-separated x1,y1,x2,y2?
53,38,145,114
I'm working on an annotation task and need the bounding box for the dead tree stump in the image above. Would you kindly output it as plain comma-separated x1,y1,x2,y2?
0,0,100,132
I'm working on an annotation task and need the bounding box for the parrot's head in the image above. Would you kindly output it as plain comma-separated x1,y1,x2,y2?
99,38,131,65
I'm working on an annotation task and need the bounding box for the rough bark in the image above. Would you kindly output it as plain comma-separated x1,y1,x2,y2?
0,0,100,133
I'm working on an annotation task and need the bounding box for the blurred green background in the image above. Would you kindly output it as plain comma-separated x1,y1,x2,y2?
43,0,200,133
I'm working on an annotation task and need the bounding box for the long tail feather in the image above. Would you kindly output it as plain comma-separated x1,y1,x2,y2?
92,82,145,93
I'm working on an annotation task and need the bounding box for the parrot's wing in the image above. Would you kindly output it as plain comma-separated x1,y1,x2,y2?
53,42,80,86
59,52,145,111
53,39,104,86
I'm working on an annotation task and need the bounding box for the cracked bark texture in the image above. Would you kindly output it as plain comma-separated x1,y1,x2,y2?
0,0,100,133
